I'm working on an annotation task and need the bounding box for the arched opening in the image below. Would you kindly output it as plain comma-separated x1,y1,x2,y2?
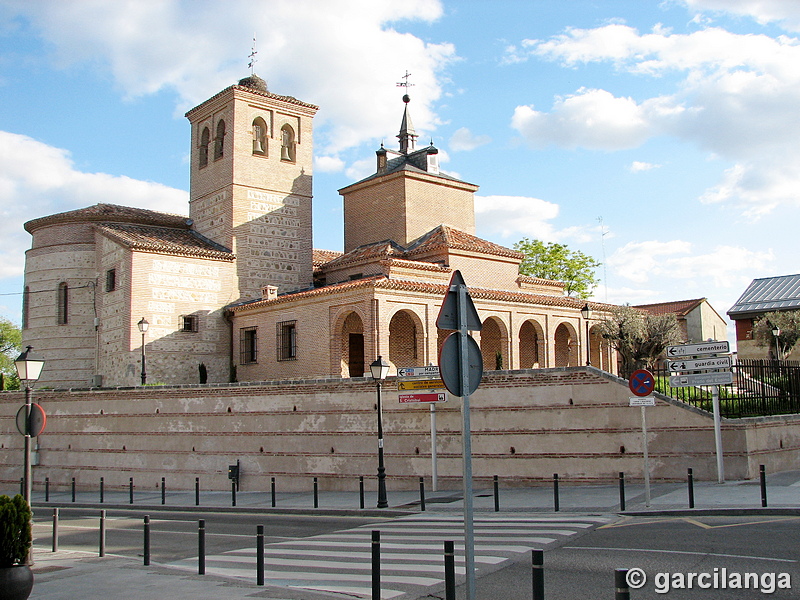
340,312,364,377
480,317,508,371
214,120,226,160
389,310,421,370
519,319,545,369
280,124,295,161
252,117,268,155
589,324,615,374
198,127,210,168
554,322,578,367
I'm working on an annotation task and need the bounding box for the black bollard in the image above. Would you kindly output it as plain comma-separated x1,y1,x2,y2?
161,477,166,505
271,477,276,508
45,477,50,502
100,477,104,504
72,477,76,502
313,477,319,508
444,540,455,600
198,519,205,575
493,475,500,512
99,510,106,557
359,476,365,509
688,468,695,509
52,507,59,553
760,464,768,507
129,477,134,504
143,515,151,566
419,477,426,512
371,530,381,600
195,477,200,507
618,472,625,511
231,479,237,507
256,525,265,586
532,549,544,600
553,473,560,512
615,568,630,600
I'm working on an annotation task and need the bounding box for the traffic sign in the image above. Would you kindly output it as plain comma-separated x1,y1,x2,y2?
16,403,46,437
436,270,482,331
666,341,730,358
439,332,483,397
397,379,445,391
399,393,446,403
669,372,734,387
630,396,655,406
397,366,440,378
629,369,656,397
667,356,731,372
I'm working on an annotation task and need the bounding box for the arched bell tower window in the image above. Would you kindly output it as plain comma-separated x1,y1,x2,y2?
214,120,226,160
198,127,210,168
280,124,295,162
252,117,268,155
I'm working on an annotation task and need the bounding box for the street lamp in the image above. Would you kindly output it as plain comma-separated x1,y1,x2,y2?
581,303,592,366
772,325,782,361
14,346,45,505
370,355,390,509
137,317,149,385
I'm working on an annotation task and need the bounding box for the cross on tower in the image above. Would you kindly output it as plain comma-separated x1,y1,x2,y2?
396,70,415,93
248,35,258,74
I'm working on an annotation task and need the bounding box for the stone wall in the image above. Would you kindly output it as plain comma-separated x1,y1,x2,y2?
2,367,798,495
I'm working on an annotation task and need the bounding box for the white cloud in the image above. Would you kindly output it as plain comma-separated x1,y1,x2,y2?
474,195,560,239
629,161,661,172
314,156,346,173
682,0,800,32
0,131,187,278
449,127,491,151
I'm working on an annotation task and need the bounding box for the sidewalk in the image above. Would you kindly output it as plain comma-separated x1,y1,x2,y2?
23,471,800,600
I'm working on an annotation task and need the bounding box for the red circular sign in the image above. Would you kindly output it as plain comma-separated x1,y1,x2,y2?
16,403,47,437
629,369,655,397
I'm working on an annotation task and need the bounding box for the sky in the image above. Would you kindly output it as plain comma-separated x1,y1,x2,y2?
1,0,799,346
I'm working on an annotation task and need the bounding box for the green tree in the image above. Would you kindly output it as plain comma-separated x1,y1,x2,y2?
513,238,601,299
597,305,682,374
0,318,22,390
752,310,800,360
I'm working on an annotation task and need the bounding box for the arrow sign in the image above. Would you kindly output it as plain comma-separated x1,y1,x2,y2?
667,356,731,372
670,372,734,387
397,379,445,391
666,341,730,358
397,366,440,378
399,393,446,403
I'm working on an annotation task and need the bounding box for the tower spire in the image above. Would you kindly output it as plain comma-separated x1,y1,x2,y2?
396,71,418,154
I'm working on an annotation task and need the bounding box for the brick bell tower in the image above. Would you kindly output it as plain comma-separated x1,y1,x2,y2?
185,74,319,301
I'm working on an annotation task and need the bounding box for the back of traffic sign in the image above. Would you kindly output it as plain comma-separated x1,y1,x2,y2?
436,270,482,331
438,332,483,397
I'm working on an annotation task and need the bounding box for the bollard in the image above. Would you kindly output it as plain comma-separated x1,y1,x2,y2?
359,476,365,510
231,479,237,507
760,464,768,507
618,472,625,511
130,477,134,504
143,515,151,566
271,476,276,508
52,508,59,553
195,477,200,507
688,468,695,509
256,524,265,586
444,540,455,600
99,510,106,557
72,477,76,502
615,568,630,600
100,477,104,504
419,477,426,512
313,477,319,508
161,477,166,505
493,475,500,512
532,549,544,600
371,530,381,600
553,473,560,512
45,477,50,502
198,519,205,575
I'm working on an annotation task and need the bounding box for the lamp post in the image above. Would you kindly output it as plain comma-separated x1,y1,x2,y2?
137,317,149,385
581,303,592,366
15,346,45,505
772,325,782,361
370,355,390,508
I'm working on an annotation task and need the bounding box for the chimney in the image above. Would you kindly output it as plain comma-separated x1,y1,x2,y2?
262,285,278,300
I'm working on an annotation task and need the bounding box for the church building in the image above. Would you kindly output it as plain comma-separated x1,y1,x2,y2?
21,75,616,388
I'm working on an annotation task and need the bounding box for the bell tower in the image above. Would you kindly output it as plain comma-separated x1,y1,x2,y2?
185,75,318,300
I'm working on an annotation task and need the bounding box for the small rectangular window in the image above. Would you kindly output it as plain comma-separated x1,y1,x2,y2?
240,327,258,364
105,269,117,292
276,320,297,361
57,282,69,325
181,315,198,333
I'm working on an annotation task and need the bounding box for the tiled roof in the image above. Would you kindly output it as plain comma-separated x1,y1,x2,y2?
313,249,343,268
405,225,523,260
635,298,705,318
321,240,406,270
25,203,188,233
96,223,234,261
728,274,800,316
185,84,318,119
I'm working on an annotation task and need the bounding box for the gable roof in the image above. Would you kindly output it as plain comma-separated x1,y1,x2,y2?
635,298,705,318
96,223,234,261
728,274,800,317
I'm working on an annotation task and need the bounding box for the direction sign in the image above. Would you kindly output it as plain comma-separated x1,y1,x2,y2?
399,393,446,403
667,356,732,372
666,341,730,358
397,366,440,378
630,396,656,406
669,372,734,387
629,369,656,397
397,379,445,391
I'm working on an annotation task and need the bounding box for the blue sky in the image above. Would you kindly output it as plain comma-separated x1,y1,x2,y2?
2,0,799,345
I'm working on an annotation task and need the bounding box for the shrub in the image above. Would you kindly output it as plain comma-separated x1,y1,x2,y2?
0,494,32,567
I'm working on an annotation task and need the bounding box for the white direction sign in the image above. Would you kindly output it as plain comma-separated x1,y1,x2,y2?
670,372,734,387
666,341,730,358
630,396,656,406
397,366,440,378
667,356,732,372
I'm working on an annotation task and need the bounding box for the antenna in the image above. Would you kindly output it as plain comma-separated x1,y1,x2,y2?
247,34,258,74
597,216,608,302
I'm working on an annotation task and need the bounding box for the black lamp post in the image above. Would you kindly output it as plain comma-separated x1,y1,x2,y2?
581,303,592,366
15,345,45,505
772,325,782,361
370,355,390,508
137,317,149,385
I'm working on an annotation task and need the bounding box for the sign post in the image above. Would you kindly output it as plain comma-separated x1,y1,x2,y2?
628,370,655,507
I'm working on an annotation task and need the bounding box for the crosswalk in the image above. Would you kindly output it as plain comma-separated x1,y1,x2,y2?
165,513,612,599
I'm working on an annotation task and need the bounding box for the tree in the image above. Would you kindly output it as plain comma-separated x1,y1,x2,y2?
513,238,601,299
0,318,22,390
597,305,682,374
752,310,800,360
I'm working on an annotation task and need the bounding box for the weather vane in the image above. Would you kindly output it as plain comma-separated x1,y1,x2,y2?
396,70,414,100
248,35,258,74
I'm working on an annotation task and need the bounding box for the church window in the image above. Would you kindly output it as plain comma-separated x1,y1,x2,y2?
57,282,69,325
214,120,226,160
105,269,116,292
276,320,297,361
252,117,268,155
240,326,258,364
22,286,29,329
280,124,295,162
199,127,210,168
181,315,198,333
